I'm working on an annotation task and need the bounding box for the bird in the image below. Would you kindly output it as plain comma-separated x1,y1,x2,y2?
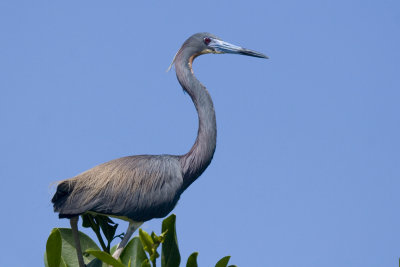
52,32,267,267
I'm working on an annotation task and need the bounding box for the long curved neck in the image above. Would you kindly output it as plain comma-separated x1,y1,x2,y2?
175,51,217,191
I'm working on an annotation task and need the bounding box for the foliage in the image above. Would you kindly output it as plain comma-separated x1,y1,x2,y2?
44,228,100,267
45,214,236,267
81,213,120,253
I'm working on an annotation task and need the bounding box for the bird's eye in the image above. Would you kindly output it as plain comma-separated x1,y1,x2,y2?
203,37,211,45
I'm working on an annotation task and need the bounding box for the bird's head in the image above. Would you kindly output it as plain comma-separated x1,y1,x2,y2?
168,32,268,71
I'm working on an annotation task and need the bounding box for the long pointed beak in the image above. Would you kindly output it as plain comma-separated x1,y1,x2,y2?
209,39,268,59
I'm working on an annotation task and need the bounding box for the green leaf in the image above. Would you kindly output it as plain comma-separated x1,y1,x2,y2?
159,230,168,242
46,228,62,267
186,252,199,267
45,227,100,266
151,231,159,243
215,256,230,267
120,237,148,267
151,230,167,245
81,214,119,252
86,249,126,267
161,214,180,267
45,255,67,267
149,251,160,263
98,215,119,243
58,228,100,266
81,213,93,228
60,258,67,267
86,258,103,267
141,259,152,267
139,229,154,255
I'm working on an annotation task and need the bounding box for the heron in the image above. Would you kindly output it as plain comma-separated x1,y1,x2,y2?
52,32,267,267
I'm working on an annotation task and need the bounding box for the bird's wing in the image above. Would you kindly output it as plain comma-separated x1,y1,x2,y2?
52,155,183,221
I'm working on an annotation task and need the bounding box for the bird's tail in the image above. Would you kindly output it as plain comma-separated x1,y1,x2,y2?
52,180,74,212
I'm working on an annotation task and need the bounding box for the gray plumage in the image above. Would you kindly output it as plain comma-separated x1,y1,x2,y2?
51,32,267,265
53,155,183,222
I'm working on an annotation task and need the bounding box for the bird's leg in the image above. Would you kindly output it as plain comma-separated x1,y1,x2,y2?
112,221,143,259
70,216,86,267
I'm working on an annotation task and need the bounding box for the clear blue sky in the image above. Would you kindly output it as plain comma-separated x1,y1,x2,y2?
1,1,399,266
